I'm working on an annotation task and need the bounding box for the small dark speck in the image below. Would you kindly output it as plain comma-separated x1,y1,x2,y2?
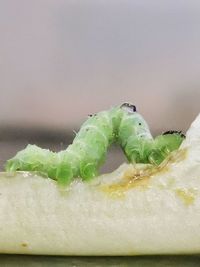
139,123,142,126
21,243,28,248
88,113,97,117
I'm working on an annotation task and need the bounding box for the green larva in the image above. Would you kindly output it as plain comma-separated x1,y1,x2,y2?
5,103,185,185
6,109,115,185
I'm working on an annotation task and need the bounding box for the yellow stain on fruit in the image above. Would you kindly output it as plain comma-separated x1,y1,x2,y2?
175,188,197,206
102,148,187,197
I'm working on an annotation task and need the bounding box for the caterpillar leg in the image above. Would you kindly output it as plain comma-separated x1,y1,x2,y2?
79,161,98,181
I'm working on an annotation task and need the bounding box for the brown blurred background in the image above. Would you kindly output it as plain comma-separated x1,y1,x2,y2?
0,0,200,172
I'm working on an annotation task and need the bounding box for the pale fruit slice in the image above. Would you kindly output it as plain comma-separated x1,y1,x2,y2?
0,115,200,255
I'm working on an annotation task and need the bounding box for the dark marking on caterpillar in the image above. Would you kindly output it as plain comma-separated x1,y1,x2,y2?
120,103,137,113
162,130,185,138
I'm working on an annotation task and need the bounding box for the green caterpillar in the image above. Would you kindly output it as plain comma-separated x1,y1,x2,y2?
5,103,184,185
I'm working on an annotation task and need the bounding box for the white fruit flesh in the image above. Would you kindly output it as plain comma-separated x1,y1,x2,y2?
0,115,200,255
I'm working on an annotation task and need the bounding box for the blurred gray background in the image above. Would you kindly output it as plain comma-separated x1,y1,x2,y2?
0,0,200,172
